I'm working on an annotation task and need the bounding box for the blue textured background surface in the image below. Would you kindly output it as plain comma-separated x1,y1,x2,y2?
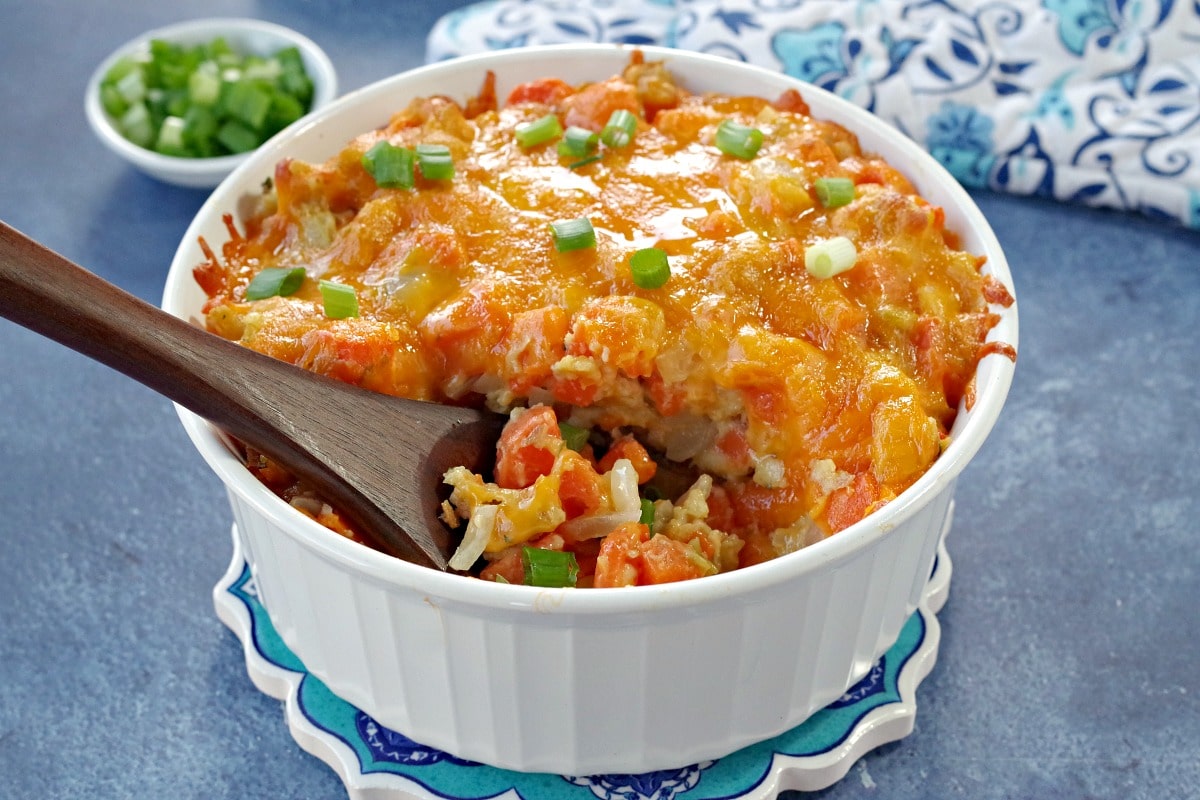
1,2,1198,798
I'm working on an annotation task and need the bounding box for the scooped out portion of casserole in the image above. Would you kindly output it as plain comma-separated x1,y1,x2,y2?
194,53,1014,587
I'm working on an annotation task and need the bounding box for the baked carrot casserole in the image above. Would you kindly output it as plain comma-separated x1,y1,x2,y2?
194,54,1015,588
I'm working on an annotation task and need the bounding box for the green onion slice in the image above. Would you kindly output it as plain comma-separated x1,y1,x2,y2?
415,143,454,181
639,498,656,526
600,109,637,148
557,126,599,158
814,176,855,208
318,280,359,319
245,266,306,300
216,120,258,154
521,547,579,588
567,154,603,170
805,236,858,280
550,217,597,253
715,119,764,160
362,140,415,189
629,247,671,289
558,422,589,452
515,113,563,148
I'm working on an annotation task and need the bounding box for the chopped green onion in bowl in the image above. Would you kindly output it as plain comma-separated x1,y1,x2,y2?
85,18,337,187
98,36,315,159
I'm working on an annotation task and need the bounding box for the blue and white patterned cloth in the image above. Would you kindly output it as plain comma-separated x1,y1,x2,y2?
428,0,1200,229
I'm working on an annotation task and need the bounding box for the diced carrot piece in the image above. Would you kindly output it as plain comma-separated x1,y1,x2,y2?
494,405,563,489
506,78,575,107
419,282,511,378
641,536,708,584
737,529,778,569
713,427,752,474
551,375,601,406
503,306,569,393
568,296,665,379
597,435,657,484
558,450,605,518
593,522,649,588
465,70,498,118
480,549,525,584
646,372,685,416
773,88,810,115
825,472,881,532
561,77,640,132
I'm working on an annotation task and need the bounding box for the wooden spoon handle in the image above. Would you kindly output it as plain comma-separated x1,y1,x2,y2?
0,220,497,570
0,220,260,425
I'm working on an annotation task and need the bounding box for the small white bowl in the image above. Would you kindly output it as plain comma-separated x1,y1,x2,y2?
85,17,337,188
164,44,1018,775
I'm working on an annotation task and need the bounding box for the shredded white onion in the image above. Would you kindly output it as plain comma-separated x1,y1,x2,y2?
558,508,641,540
656,414,717,461
448,504,499,571
609,458,640,515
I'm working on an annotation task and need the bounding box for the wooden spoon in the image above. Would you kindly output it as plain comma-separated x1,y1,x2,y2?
0,220,506,571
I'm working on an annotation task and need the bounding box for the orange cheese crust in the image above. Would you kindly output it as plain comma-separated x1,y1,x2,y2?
196,57,1013,584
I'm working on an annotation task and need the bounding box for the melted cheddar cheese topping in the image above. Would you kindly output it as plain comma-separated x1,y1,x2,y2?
197,58,1012,585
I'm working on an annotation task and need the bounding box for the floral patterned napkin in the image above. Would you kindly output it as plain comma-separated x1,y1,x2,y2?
428,0,1200,229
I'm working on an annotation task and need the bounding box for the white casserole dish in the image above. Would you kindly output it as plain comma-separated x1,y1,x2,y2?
163,43,1018,776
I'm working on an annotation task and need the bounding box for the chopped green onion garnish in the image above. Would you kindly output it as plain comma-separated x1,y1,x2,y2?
550,217,596,253
521,547,579,588
629,247,671,289
319,280,359,319
805,236,858,280
558,422,589,452
362,140,415,189
557,126,599,158
600,109,637,148
814,176,856,208
567,154,603,170
415,143,455,181
639,498,656,526
245,267,306,300
515,113,563,148
715,119,764,160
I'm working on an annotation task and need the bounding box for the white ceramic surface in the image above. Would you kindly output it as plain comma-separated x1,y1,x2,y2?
85,17,337,188
164,44,1018,775
212,518,953,798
